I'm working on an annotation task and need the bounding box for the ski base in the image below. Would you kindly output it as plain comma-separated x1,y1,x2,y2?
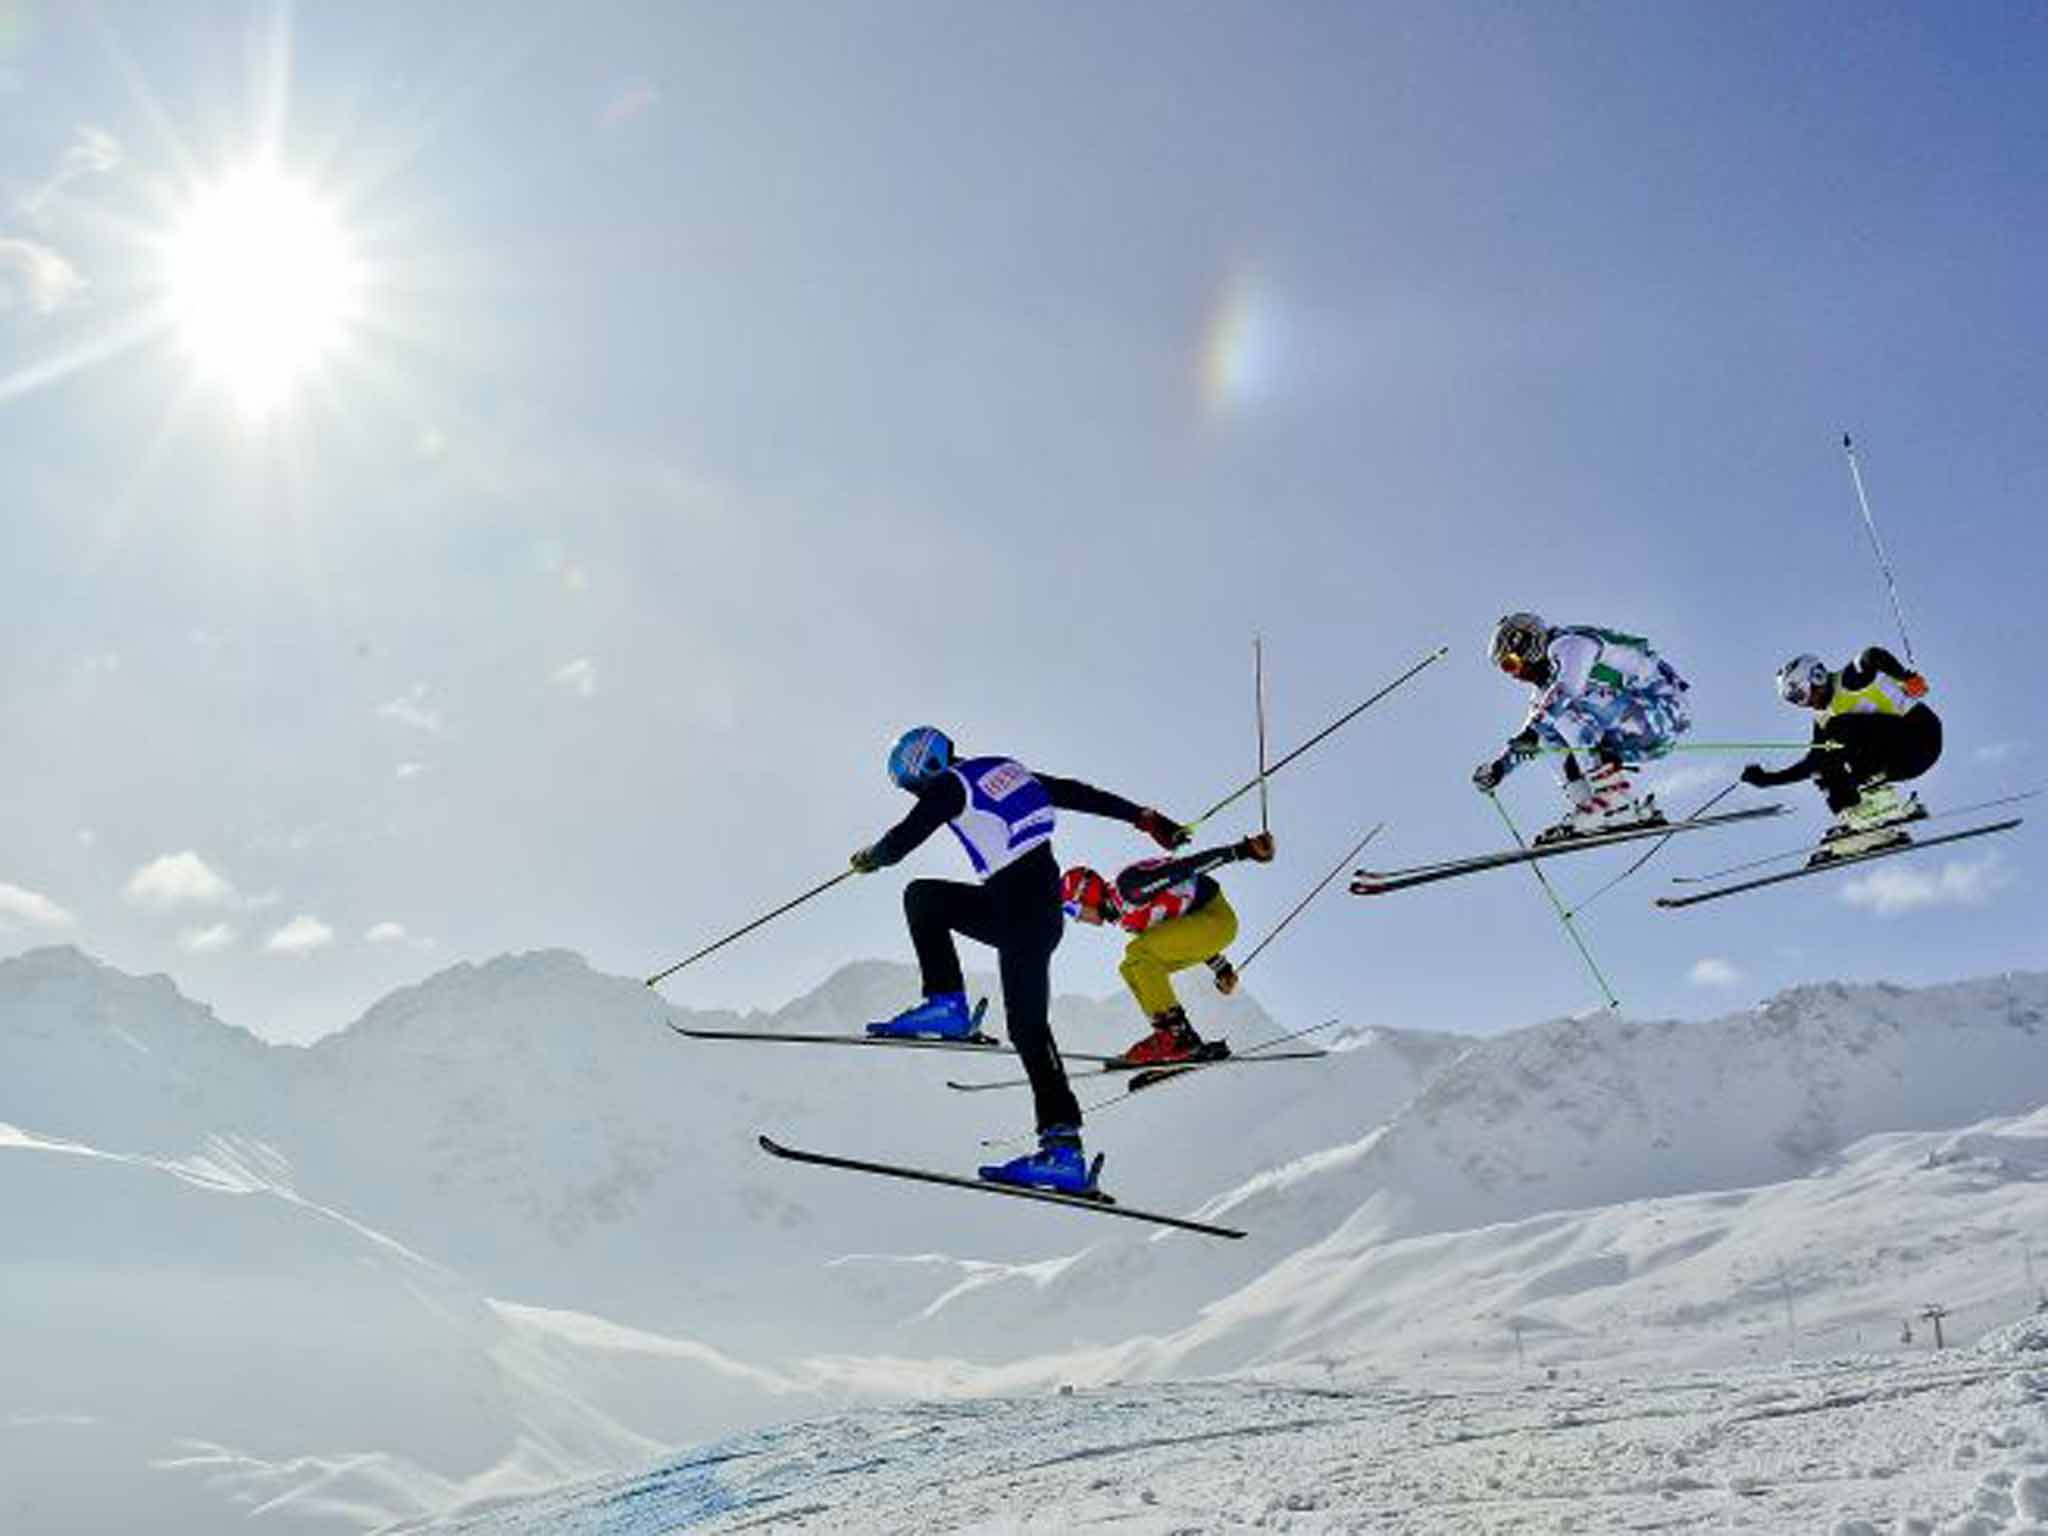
757,1135,1246,1239
1655,819,2022,908
1350,805,1786,896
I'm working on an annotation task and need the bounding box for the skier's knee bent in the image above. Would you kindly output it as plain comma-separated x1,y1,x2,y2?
1119,944,1176,1019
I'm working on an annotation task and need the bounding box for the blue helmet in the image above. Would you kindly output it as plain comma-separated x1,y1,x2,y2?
887,726,954,789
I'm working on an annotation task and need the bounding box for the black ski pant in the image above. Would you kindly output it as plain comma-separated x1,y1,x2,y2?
1816,707,1942,812
904,845,1079,1133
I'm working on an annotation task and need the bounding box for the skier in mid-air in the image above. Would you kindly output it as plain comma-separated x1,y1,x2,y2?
1471,612,1693,843
850,727,1186,1194
1059,831,1275,1069
1740,648,1940,858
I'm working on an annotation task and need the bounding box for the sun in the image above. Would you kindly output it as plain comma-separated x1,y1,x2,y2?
163,163,362,420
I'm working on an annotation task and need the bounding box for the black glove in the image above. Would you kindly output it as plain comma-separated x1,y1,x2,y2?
1739,763,1769,789
849,845,883,874
1472,754,1510,793
1208,956,1239,995
1136,808,1190,850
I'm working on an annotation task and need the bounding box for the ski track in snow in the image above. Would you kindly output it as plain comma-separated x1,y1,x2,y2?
411,1333,2048,1536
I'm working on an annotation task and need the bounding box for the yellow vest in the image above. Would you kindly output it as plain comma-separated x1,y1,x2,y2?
1825,673,1911,718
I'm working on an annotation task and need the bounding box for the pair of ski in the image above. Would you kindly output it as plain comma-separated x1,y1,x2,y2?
673,1004,1264,1240
1346,795,2026,906
1653,792,2031,906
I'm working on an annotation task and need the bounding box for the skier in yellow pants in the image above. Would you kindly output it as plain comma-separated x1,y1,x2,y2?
1060,832,1274,1067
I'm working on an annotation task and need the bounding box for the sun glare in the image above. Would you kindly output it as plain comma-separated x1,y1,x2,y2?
164,164,362,419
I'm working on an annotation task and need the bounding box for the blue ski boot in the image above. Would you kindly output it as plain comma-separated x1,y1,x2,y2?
979,1125,1102,1196
867,991,977,1041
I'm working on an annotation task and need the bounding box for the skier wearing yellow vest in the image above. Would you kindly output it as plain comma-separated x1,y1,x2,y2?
1060,832,1275,1068
1741,647,1941,857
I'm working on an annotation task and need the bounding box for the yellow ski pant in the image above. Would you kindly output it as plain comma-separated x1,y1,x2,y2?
1118,892,1238,1018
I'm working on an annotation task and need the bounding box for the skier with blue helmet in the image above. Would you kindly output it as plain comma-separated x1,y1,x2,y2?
852,726,1187,1194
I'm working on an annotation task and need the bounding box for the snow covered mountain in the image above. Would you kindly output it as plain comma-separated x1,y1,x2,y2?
0,945,1462,1354
4,946,2045,1533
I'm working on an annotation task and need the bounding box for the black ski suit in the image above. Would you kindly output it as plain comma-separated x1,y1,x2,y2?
1747,647,1942,812
866,766,1161,1133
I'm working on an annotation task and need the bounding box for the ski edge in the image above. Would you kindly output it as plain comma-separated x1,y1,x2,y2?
756,1135,1247,1240
1655,819,2023,908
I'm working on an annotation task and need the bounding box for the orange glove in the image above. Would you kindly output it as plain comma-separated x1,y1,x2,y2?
1903,673,1929,699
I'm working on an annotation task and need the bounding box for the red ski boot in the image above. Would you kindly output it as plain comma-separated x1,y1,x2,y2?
1114,1008,1229,1070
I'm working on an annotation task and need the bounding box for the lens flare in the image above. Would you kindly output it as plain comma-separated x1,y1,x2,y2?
1197,271,1280,420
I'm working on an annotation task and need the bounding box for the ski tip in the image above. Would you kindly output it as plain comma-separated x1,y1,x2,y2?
758,1134,787,1156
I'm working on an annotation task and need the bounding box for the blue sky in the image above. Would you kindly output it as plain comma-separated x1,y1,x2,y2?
2,2,2043,1043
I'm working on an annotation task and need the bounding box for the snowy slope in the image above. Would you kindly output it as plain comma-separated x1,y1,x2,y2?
861,974,2048,1359
405,1328,2048,1534
0,1121,819,1536
7,949,2048,1534
0,945,1462,1356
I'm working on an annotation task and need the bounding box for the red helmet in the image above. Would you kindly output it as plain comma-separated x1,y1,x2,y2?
1060,866,1116,922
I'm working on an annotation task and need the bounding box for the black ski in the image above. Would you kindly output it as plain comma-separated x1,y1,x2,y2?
756,1135,1247,1240
670,1000,1121,1064
1655,819,2022,908
1349,805,1787,896
1669,791,2041,885
946,1049,1327,1093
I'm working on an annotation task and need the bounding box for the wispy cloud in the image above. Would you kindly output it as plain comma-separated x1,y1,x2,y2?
1688,957,1742,988
377,684,444,733
395,761,426,780
2,129,122,316
0,882,75,928
265,914,334,954
1839,853,2013,917
178,923,237,954
1974,742,2018,764
0,238,85,312
553,658,597,698
365,921,407,944
22,127,122,216
124,852,237,910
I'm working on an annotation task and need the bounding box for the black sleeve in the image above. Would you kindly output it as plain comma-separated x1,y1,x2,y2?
867,775,967,867
1038,773,1148,826
1750,720,1830,786
1116,842,1242,904
1843,646,1911,687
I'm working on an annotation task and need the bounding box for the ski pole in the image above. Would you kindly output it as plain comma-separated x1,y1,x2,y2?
1238,822,1384,974
1564,781,1738,920
1254,634,1270,837
1486,791,1620,1011
1187,645,1449,830
1842,433,1918,667
645,869,856,987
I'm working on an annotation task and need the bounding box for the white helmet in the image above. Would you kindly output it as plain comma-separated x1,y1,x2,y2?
1488,612,1549,678
1776,654,1831,707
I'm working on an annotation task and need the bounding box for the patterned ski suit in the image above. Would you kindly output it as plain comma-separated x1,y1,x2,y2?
1517,627,1691,767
